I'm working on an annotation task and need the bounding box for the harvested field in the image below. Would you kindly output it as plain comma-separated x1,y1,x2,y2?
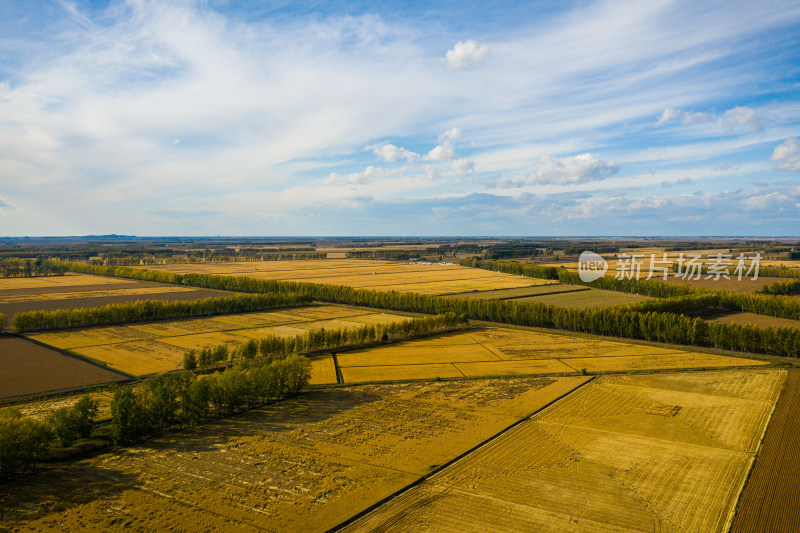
29,305,411,376
0,273,233,325
14,390,115,422
445,283,583,299
512,286,651,308
344,369,785,533
0,377,588,532
335,327,766,383
663,275,786,293
730,369,800,533
0,337,128,399
708,311,800,330
136,259,550,295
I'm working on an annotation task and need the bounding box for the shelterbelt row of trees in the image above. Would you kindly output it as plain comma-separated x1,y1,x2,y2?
459,257,800,320
757,278,800,295
53,262,800,357
183,313,469,370
12,293,311,332
111,355,311,445
0,397,98,479
0,354,313,478
0,258,68,278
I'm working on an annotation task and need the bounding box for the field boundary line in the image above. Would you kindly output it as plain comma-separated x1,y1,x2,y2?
327,375,595,532
331,352,344,384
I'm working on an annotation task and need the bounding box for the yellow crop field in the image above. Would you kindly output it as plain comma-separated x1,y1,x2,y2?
0,273,139,290
0,286,193,303
29,305,410,376
345,369,786,533
341,363,465,382
76,340,188,375
337,342,499,366
30,325,154,349
334,327,767,383
454,359,573,377
137,259,548,295
308,354,338,385
0,377,589,532
569,352,767,373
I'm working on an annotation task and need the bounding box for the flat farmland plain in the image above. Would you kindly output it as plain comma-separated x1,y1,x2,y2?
136,259,551,295
0,377,588,532
0,273,233,325
336,327,767,383
344,369,786,533
29,305,409,379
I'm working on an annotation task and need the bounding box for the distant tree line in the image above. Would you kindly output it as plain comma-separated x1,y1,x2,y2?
0,258,68,278
184,313,469,370
55,262,800,357
13,293,311,333
111,355,311,445
460,257,800,320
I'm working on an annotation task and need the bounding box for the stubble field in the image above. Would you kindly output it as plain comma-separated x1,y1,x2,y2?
344,369,786,532
336,327,768,383
135,259,552,295
28,305,410,379
0,377,588,532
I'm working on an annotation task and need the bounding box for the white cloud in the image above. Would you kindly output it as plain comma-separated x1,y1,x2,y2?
423,128,462,161
526,153,619,185
771,138,800,171
655,107,715,126
324,166,405,186
723,106,771,132
373,144,419,162
443,40,489,69
741,191,790,210
451,159,475,175
0,197,13,212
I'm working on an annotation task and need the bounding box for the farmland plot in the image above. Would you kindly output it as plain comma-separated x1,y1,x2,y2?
0,377,588,532
29,305,410,378
344,369,785,533
337,327,767,383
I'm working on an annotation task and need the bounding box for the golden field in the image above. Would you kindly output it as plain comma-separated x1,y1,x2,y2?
345,369,786,532
335,327,767,383
0,377,588,532
135,259,552,295
29,305,410,378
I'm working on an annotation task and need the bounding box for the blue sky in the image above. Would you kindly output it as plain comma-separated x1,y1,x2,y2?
1,0,799,236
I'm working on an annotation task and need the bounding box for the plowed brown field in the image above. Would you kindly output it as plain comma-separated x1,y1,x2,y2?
0,337,128,399
730,369,800,533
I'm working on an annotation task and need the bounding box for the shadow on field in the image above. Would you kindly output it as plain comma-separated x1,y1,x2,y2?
0,464,141,525
143,387,384,454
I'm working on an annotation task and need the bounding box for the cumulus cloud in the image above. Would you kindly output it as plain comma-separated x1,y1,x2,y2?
655,107,715,126
771,138,800,171
723,106,771,132
443,40,489,69
423,128,461,161
324,166,404,186
0,197,12,212
373,144,419,162
525,153,619,186
451,159,475,175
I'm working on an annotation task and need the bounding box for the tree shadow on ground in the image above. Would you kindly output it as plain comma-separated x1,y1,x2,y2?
0,464,141,528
